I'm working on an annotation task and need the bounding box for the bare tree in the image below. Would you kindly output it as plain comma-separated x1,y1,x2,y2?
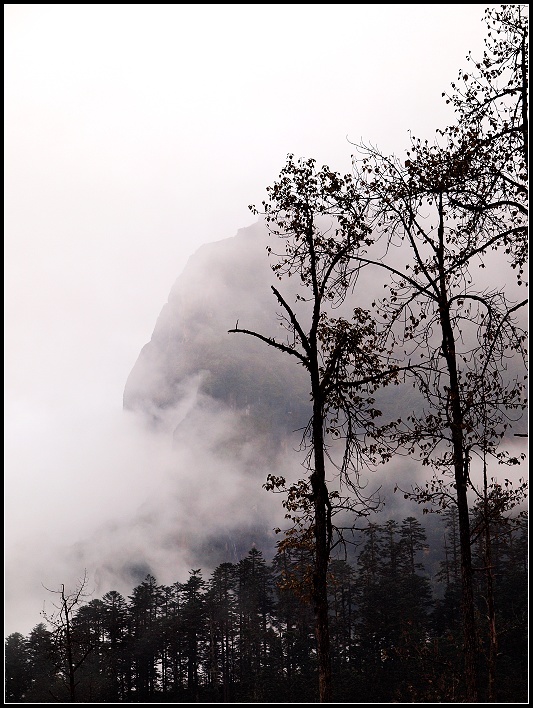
42,571,93,702
342,9,528,699
230,155,397,702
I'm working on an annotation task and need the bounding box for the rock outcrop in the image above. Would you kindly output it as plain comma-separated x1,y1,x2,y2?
124,219,310,441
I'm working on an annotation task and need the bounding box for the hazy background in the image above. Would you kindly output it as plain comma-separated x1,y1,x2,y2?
5,3,501,637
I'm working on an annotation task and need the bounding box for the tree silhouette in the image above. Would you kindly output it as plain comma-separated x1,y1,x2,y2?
41,571,93,702
230,155,396,701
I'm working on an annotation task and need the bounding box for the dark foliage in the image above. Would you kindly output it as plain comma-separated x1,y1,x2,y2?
5,514,527,703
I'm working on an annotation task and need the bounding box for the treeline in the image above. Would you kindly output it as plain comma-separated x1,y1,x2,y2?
5,510,527,703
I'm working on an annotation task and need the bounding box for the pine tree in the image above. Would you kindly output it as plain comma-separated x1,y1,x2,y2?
205,562,238,701
128,574,163,700
101,590,131,701
235,548,274,701
5,633,31,702
271,544,316,702
24,623,62,702
179,569,207,701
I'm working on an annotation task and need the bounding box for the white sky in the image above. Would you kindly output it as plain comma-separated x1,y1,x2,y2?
5,3,498,637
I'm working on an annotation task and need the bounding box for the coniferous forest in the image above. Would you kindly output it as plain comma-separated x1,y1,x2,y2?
5,510,527,703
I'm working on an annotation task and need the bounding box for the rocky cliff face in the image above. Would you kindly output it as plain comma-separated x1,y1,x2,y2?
119,219,321,568
124,218,311,447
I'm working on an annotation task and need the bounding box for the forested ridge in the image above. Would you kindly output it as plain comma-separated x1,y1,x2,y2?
5,510,527,703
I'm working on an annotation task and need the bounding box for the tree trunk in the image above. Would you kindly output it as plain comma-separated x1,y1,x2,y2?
482,462,498,702
437,204,478,702
61,586,77,703
311,386,332,703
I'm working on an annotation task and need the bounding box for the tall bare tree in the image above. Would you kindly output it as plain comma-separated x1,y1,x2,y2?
345,8,528,693
230,155,396,701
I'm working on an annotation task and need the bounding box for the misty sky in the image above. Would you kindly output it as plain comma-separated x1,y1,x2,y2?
5,4,504,637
